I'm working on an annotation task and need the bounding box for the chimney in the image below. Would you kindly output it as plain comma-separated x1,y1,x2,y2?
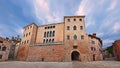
93,33,96,37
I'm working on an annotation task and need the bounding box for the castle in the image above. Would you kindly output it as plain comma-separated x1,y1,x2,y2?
17,16,103,62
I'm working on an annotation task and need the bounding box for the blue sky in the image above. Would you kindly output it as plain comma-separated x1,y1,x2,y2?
0,0,120,48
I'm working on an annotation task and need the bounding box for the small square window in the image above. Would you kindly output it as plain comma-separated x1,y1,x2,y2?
67,36,70,40
0,55,2,59
80,26,83,30
45,27,47,29
79,19,82,21
73,46,77,49
92,41,95,44
68,19,70,22
81,35,84,40
74,19,76,21
53,26,55,28
67,26,70,30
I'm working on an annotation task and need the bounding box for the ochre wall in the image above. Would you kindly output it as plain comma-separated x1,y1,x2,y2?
26,44,65,62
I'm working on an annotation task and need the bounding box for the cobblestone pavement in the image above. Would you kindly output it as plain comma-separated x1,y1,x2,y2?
0,61,120,68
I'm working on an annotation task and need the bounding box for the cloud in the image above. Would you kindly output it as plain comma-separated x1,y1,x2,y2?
76,0,92,15
75,0,96,28
33,0,62,24
97,32,104,37
112,22,120,33
103,39,114,47
107,0,117,11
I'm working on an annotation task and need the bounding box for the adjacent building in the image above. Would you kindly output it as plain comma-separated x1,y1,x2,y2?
0,37,11,61
113,40,120,61
17,16,103,62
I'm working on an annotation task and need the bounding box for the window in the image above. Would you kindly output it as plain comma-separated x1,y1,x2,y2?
67,26,70,30
46,39,48,43
67,36,70,40
68,19,70,22
74,35,77,40
53,31,55,37
73,25,77,30
2,46,7,51
52,39,54,43
91,47,94,51
43,39,45,43
50,31,52,37
53,26,55,28
79,19,82,21
91,47,96,51
92,41,95,44
49,39,51,43
0,46,1,49
45,27,47,29
0,55,2,59
44,32,46,37
81,35,84,40
74,19,76,21
80,26,83,30
47,31,49,37
24,41,26,44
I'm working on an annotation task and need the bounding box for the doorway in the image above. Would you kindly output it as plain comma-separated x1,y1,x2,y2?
71,51,80,61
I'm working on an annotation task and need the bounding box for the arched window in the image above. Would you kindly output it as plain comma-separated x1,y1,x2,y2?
44,32,46,37
47,31,49,37
52,39,54,43
2,46,7,51
43,39,45,43
53,31,55,37
49,39,51,43
50,31,52,37
46,39,48,43
73,25,77,30
74,35,77,40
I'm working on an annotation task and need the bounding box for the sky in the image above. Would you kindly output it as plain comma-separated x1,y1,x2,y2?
0,0,120,48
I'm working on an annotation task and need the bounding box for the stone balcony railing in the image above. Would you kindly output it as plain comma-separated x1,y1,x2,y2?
30,42,64,46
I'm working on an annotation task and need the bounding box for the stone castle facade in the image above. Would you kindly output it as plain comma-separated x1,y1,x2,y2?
17,16,103,62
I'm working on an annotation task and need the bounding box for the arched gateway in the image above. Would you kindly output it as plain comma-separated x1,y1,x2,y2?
71,51,80,61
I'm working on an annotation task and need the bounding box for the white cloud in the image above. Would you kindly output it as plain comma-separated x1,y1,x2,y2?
34,0,62,24
76,0,93,15
75,0,96,27
107,0,117,11
97,32,104,37
103,39,114,46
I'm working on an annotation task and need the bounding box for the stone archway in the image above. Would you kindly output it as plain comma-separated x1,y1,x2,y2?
71,51,80,61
